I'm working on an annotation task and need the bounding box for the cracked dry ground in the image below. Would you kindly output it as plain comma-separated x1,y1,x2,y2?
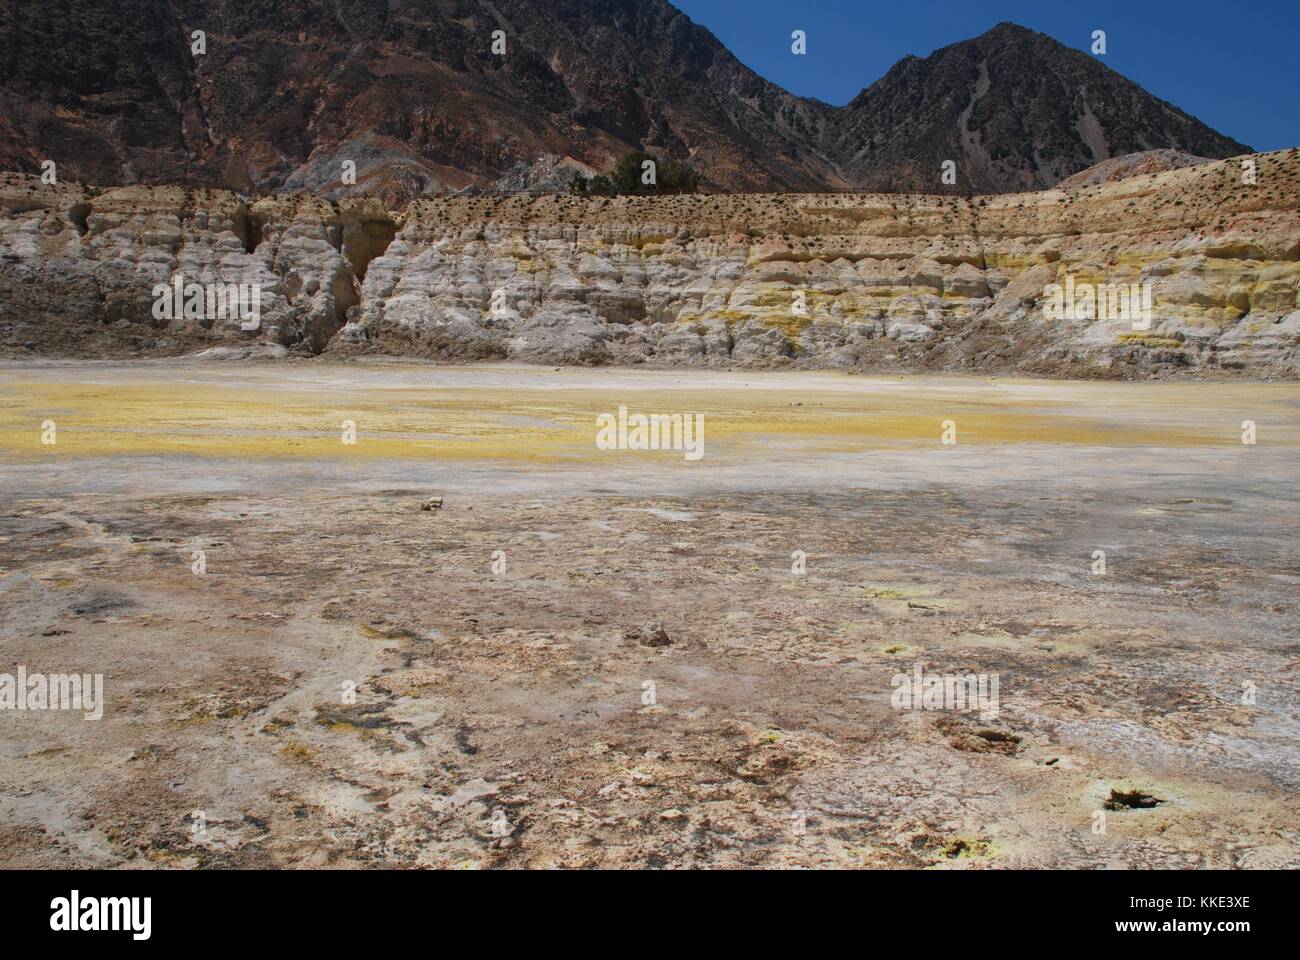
2,484,1297,869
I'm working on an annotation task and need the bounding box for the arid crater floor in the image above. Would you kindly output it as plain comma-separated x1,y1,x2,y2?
1,361,1297,868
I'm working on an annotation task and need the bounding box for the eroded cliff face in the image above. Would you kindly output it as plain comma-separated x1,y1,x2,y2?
339,150,1299,377
2,149,1297,377
0,179,390,356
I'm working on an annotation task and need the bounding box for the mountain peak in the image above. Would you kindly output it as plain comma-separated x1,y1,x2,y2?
833,18,1249,192
980,21,1040,38
0,0,1250,199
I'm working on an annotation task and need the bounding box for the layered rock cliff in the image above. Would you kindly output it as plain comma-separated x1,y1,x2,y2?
2,149,1297,377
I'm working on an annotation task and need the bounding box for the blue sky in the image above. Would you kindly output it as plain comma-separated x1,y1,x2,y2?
673,0,1298,152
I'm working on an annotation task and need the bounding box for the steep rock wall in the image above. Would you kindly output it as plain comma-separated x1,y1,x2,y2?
2,150,1297,377
338,150,1300,376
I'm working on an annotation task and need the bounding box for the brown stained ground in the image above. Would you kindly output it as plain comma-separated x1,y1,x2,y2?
0,363,1297,869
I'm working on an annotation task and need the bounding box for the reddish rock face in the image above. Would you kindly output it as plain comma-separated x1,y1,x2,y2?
0,4,1249,204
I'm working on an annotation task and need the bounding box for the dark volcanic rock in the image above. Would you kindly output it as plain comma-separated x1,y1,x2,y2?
831,23,1249,194
0,5,1250,202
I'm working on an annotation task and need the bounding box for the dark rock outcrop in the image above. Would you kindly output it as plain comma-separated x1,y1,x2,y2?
0,5,1251,203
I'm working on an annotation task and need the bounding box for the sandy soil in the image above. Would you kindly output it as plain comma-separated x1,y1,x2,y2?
1,360,1297,868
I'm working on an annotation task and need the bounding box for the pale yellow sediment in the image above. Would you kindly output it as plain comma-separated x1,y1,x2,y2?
0,371,1295,463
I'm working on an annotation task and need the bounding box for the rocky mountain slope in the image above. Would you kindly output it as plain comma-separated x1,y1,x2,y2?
831,24,1249,193
1056,149,1214,190
2,149,1296,377
0,3,1249,202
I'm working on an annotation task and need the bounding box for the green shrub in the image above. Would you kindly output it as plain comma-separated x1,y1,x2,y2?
574,151,699,197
